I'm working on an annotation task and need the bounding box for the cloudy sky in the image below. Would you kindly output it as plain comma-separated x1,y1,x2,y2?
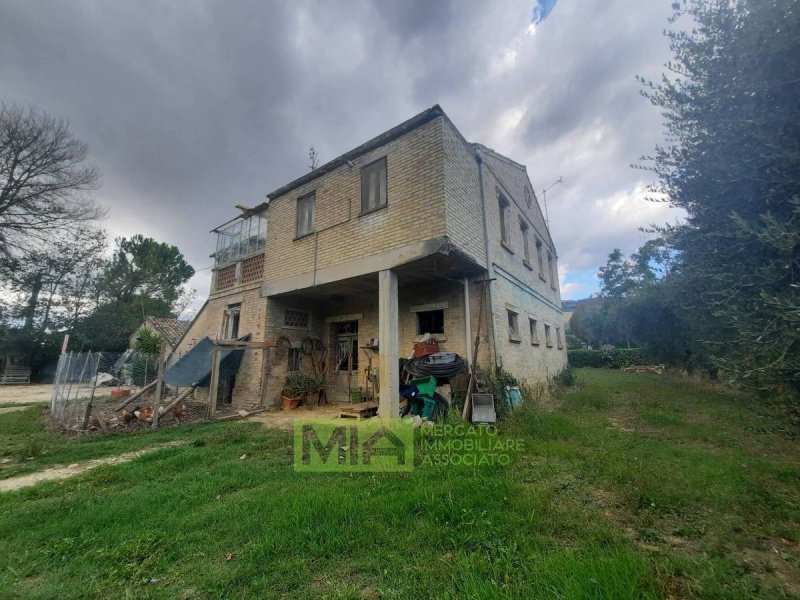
0,0,683,306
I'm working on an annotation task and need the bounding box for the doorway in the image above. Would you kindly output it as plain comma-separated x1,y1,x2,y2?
332,321,359,402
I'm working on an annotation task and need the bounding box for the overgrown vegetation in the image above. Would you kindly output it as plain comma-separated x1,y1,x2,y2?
1,370,798,597
568,347,642,369
571,0,800,398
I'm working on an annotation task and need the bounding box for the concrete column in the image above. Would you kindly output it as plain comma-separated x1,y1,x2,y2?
378,269,399,418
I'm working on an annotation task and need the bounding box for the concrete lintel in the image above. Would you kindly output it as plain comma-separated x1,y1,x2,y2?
262,237,449,297
324,313,364,323
378,269,399,419
409,302,448,313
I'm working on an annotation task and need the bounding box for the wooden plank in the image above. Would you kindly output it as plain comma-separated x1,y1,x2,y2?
340,401,379,420
207,343,221,419
152,341,167,429
114,380,157,411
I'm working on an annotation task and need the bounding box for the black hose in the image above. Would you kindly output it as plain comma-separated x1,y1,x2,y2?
404,355,467,379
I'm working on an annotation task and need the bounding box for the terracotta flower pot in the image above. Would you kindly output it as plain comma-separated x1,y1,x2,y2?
281,395,301,411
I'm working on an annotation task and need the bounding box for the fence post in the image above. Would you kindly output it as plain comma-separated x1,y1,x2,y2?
82,352,102,431
208,343,221,420
152,342,167,429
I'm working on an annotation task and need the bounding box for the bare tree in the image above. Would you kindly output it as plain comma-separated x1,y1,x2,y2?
0,102,105,257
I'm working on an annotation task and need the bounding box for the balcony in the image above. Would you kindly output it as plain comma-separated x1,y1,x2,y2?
212,209,267,293
213,212,266,268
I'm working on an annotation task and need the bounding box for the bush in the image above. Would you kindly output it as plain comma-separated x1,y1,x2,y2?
555,364,576,387
283,372,326,398
568,348,642,369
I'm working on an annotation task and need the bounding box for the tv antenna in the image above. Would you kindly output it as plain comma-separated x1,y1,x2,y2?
541,177,563,226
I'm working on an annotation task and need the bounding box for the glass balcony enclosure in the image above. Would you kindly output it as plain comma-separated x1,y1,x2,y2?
213,212,266,267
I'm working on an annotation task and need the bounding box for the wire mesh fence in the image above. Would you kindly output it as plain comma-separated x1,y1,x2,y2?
49,341,259,432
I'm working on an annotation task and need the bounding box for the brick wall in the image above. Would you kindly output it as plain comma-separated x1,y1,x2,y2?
442,119,486,267
174,283,267,409
263,118,447,285
476,148,567,380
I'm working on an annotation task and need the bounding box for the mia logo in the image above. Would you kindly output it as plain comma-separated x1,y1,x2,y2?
294,419,414,472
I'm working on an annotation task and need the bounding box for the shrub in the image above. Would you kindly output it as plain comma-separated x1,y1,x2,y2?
568,349,605,368
283,372,326,398
555,364,576,387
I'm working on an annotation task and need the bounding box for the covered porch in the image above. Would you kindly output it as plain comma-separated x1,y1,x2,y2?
263,250,487,417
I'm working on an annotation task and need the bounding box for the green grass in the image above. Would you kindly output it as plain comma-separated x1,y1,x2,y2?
0,369,798,598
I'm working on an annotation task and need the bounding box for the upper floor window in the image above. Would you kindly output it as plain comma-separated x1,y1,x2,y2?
520,220,531,266
524,186,533,208
361,157,387,214
544,323,553,347
547,252,557,289
214,212,266,267
536,238,545,279
498,193,511,247
296,192,315,237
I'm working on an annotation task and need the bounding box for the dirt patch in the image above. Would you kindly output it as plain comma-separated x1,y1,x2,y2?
0,405,34,415
0,442,184,492
739,538,800,597
0,384,52,405
247,403,351,430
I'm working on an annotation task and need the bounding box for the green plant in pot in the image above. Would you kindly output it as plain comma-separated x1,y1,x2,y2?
282,372,326,410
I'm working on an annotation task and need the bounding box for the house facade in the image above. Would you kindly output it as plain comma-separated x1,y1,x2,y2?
175,105,566,416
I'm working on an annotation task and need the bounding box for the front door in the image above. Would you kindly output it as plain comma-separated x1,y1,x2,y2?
332,321,359,402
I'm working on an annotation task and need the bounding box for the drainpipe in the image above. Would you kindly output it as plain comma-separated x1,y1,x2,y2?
474,148,501,369
463,277,471,368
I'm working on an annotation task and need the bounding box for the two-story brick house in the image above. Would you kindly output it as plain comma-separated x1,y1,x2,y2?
175,105,566,416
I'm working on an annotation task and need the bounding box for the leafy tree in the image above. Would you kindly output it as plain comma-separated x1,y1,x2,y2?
0,103,104,257
101,235,194,307
71,296,173,352
639,0,800,393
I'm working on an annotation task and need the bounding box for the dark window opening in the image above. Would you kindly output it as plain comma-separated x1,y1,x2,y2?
288,348,301,371
361,157,387,213
416,310,444,335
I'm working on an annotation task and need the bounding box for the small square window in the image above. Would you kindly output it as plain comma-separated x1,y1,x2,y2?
361,157,387,213
284,309,310,328
288,348,302,371
296,192,315,237
507,310,520,342
416,310,444,335
529,318,540,345
545,324,553,348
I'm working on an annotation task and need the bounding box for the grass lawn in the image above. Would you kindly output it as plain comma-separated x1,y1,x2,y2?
0,369,798,598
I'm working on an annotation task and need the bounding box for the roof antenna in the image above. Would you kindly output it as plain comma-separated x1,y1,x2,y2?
308,147,319,171
541,177,562,227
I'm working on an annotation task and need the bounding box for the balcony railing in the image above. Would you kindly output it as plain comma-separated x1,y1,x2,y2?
214,213,266,267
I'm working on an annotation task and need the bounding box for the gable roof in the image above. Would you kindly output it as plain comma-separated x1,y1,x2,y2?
266,104,446,200
144,317,192,349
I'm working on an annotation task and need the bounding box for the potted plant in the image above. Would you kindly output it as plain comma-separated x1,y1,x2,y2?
281,372,326,410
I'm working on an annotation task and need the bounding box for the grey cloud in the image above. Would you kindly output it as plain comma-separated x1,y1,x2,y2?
0,0,681,302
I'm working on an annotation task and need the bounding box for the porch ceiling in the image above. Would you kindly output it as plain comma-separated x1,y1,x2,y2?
272,250,486,300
